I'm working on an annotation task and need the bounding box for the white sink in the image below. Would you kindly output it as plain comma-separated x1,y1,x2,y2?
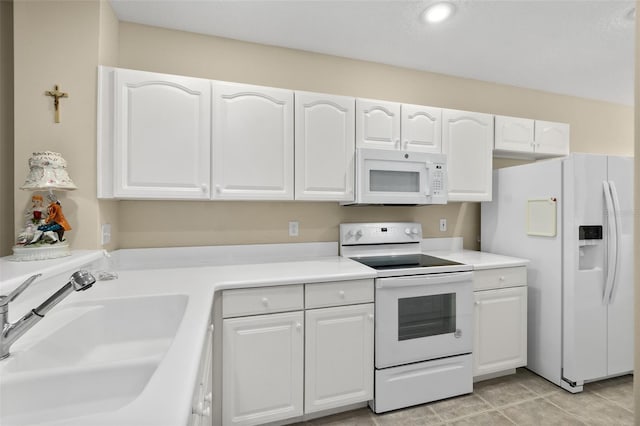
1,360,157,425
0,294,188,425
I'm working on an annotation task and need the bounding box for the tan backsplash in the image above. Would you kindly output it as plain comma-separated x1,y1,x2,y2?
117,201,480,250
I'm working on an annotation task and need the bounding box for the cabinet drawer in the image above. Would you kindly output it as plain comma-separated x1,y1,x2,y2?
473,267,526,291
222,285,303,318
305,279,374,309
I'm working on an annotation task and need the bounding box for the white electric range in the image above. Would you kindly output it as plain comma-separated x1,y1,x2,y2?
340,222,474,413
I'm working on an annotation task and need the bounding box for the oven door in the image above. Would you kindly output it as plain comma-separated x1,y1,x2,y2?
375,272,473,369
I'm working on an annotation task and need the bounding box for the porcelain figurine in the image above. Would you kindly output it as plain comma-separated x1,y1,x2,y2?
17,193,71,246
27,194,46,225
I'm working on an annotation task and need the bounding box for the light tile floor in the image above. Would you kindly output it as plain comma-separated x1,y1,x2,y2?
299,369,634,425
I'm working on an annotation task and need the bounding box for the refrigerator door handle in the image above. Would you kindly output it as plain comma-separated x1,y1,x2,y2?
608,180,623,304
602,181,617,305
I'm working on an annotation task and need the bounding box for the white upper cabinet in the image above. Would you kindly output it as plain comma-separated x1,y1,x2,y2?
442,109,494,202
356,98,442,153
534,120,570,157
401,104,442,153
213,81,294,200
494,115,534,153
356,98,401,150
494,115,569,159
99,67,212,199
295,92,355,201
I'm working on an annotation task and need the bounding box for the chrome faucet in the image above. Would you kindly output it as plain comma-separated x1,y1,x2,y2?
0,270,96,360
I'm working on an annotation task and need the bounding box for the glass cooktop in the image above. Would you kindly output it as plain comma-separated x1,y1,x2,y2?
349,254,463,270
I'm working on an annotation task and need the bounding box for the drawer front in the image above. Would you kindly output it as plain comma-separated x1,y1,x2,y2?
223,285,304,318
473,266,527,291
305,279,374,309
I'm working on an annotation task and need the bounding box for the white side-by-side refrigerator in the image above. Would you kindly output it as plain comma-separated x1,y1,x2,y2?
481,153,634,393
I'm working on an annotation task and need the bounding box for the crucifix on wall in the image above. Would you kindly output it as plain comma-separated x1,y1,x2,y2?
45,85,68,123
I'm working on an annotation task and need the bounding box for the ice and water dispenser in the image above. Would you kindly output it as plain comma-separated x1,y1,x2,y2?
578,225,603,270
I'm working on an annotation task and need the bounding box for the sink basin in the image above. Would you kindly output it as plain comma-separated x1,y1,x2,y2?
0,294,189,425
3,294,188,373
1,360,157,425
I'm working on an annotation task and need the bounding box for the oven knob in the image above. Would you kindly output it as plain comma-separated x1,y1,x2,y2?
355,229,363,238
404,228,411,235
411,228,419,235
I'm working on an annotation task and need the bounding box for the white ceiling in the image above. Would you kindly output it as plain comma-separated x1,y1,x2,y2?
110,0,636,106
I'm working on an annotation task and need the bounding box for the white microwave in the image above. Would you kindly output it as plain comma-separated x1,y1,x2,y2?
343,148,448,205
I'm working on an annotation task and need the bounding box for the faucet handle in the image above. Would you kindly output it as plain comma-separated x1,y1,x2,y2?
1,274,42,305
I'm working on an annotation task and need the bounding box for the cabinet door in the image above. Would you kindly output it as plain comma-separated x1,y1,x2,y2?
534,120,570,157
295,92,355,201
191,323,213,426
473,286,527,377
442,109,494,202
113,68,211,199
223,311,304,426
494,115,535,154
356,98,401,150
401,104,442,153
213,82,294,200
305,304,374,414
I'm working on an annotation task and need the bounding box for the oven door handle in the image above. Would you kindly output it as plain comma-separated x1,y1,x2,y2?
376,271,473,289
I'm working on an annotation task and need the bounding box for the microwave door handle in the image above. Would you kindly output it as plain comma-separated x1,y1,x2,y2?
424,165,432,196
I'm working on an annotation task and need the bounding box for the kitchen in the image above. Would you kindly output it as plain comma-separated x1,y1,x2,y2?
0,0,637,425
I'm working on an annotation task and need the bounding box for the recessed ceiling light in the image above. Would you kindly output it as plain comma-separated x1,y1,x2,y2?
422,2,456,24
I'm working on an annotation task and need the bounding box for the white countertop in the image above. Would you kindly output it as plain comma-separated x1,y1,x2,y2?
1,240,528,425
1,246,375,426
426,249,530,270
59,257,374,426
0,250,107,294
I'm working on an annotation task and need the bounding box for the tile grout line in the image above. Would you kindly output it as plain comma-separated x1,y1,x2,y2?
540,394,590,425
586,386,635,414
496,407,520,425
438,380,556,424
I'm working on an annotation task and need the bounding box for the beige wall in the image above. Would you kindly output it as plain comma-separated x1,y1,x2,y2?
0,0,13,256
96,0,119,251
115,23,633,250
12,0,118,252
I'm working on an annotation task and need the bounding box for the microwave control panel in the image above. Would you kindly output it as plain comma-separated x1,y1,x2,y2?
429,162,447,204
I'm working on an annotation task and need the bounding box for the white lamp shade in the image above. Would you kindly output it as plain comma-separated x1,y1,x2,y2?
20,151,77,191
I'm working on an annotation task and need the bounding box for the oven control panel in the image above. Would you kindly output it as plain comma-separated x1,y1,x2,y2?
340,222,423,246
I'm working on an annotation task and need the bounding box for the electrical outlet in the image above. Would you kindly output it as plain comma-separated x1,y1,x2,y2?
439,219,447,232
288,221,299,237
101,223,112,245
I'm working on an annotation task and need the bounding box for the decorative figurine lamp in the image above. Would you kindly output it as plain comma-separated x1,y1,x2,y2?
13,151,77,261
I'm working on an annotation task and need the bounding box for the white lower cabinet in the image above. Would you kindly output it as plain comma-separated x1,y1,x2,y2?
190,323,214,426
473,285,527,377
222,311,304,426
220,280,374,425
305,304,374,413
